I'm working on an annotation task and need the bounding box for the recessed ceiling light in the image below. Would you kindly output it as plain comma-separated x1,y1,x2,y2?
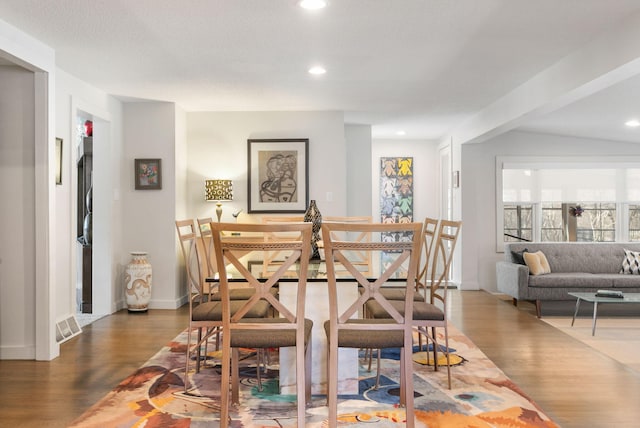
625,119,640,127
299,0,328,10
396,130,406,136
308,66,326,75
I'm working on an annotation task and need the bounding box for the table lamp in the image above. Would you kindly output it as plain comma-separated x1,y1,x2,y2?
205,179,233,222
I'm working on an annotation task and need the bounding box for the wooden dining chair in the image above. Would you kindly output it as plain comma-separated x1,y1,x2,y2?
363,218,436,381
261,216,305,278
210,222,313,427
175,219,271,393
415,217,440,299
366,219,461,390
322,216,374,276
176,219,214,376
414,219,461,388
196,216,256,300
380,217,438,348
322,221,423,428
196,217,216,281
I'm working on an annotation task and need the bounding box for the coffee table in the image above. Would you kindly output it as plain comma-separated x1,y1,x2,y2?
569,292,640,336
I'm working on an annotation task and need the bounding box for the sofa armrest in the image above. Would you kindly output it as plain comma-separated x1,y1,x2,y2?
496,261,530,300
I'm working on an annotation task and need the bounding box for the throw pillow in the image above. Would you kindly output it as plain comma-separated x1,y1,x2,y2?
511,248,529,265
523,250,551,275
620,249,640,274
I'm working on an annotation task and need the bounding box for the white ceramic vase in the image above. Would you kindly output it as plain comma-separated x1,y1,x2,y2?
125,251,152,311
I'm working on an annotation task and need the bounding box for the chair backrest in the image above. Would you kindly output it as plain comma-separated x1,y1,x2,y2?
261,216,305,278
175,219,206,303
322,216,374,276
197,217,215,277
322,221,423,326
211,222,312,324
428,219,462,307
416,217,439,296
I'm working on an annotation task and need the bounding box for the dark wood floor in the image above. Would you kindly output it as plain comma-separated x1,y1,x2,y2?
1,291,639,427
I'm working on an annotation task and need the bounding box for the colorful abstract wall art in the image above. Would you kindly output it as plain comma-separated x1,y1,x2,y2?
379,157,414,276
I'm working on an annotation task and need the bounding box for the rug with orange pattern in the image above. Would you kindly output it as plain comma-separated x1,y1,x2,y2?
69,325,558,427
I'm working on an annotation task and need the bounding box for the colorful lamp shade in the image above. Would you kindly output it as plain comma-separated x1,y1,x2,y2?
205,179,233,222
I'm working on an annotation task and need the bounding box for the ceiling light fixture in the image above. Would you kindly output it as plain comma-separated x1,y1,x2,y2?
625,119,640,127
299,0,328,10
308,66,326,75
396,130,406,136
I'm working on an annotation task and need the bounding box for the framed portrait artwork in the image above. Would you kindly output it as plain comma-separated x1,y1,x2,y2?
134,158,162,190
247,138,309,213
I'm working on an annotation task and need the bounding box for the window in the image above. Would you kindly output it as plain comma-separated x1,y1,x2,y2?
541,203,563,241
629,205,640,241
503,204,532,242
575,203,615,242
503,202,617,243
496,156,640,251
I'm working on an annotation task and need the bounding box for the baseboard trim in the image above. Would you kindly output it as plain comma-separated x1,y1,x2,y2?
0,345,36,360
148,295,188,310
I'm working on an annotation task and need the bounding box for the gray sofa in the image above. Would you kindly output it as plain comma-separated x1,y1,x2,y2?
496,242,640,317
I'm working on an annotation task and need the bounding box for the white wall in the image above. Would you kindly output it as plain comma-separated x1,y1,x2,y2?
122,102,179,308
371,139,440,223
187,111,347,222
174,106,188,296
345,125,373,217
0,65,36,358
0,18,57,360
462,130,640,293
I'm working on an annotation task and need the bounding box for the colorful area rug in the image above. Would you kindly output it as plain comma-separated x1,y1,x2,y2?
70,325,558,427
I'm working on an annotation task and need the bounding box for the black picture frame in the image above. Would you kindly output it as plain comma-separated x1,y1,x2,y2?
134,158,162,190
247,138,309,213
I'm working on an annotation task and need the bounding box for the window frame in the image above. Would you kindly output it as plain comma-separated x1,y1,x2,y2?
496,156,640,251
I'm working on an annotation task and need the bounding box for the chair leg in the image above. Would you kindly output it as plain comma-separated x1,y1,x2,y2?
232,348,240,405
305,340,312,406
195,328,203,372
220,336,232,427
255,349,263,392
327,340,339,428
399,348,406,406
297,340,307,424
443,324,452,389
403,332,415,428
432,326,439,372
375,350,381,389
184,327,194,392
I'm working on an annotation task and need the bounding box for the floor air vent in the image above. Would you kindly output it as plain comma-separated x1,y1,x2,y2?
55,315,82,343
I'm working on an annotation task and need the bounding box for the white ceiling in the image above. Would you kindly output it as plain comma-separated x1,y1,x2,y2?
519,73,640,143
2,0,640,141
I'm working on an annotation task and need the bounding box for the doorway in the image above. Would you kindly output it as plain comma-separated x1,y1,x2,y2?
76,114,93,313
72,100,113,319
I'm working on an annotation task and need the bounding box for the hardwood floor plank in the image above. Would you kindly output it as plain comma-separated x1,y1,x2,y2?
449,291,640,428
1,292,639,427
0,307,189,427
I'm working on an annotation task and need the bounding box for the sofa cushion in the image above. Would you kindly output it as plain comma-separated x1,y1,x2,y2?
620,248,640,274
511,248,528,265
612,274,640,288
528,273,614,288
524,250,551,275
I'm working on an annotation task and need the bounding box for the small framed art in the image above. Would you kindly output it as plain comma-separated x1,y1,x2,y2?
134,158,162,190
